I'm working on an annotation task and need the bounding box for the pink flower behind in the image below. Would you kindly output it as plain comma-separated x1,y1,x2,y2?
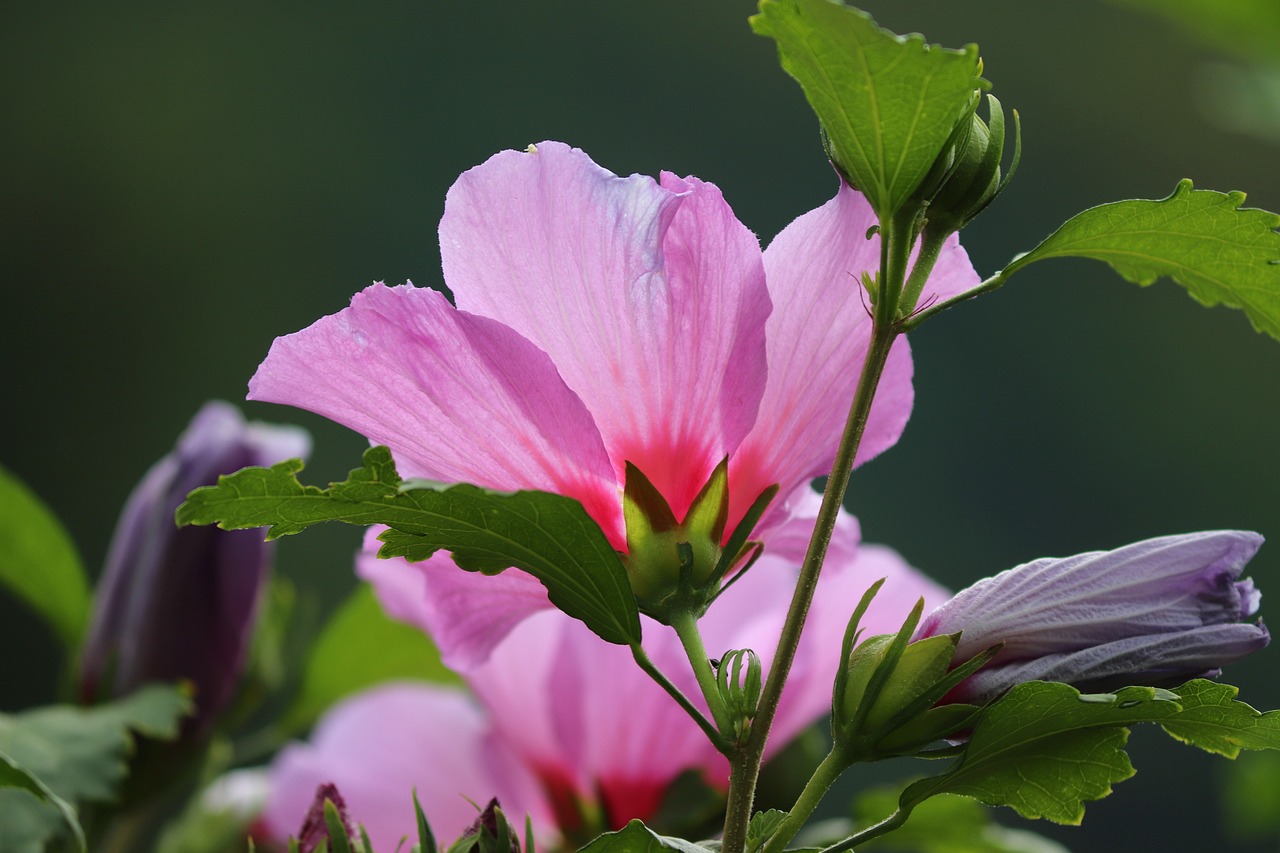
268,499,948,847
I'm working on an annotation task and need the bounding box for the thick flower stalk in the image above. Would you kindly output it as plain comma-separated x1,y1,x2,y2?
265,499,949,850
80,401,309,737
916,530,1270,703
247,141,978,639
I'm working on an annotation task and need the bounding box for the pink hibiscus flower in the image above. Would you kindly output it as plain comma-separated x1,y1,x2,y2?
247,141,977,657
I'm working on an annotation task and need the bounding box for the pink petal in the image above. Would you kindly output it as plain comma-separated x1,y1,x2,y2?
729,182,978,532
356,528,552,670
441,142,771,519
249,282,623,544
467,609,721,825
264,683,554,852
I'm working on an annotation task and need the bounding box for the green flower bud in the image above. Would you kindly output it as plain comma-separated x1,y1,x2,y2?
839,633,959,739
917,94,1020,237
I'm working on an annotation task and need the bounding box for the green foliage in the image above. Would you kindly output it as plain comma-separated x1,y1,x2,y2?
1109,0,1280,62
853,788,1069,852
176,446,641,647
283,583,461,733
750,0,985,219
0,750,86,853
1004,179,1280,340
900,680,1280,826
1220,750,1280,842
745,810,788,853
0,462,91,650
0,685,191,851
579,820,717,853
1158,679,1280,757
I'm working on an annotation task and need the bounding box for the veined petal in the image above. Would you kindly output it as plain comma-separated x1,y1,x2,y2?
959,622,1272,703
264,684,554,852
356,529,552,670
249,282,623,544
467,609,718,827
729,182,978,531
441,141,771,519
922,531,1266,661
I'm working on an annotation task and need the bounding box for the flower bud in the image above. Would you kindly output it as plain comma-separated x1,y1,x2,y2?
835,631,970,757
716,648,763,745
80,401,309,739
916,94,1019,237
918,531,1270,705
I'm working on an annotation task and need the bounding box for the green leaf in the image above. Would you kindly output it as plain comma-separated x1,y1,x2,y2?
898,679,1280,828
0,684,192,804
0,750,86,853
177,446,641,647
0,686,190,852
1004,180,1280,340
751,0,986,218
746,809,788,853
1158,679,1280,757
901,682,1183,824
283,583,461,733
0,462,91,650
579,820,717,853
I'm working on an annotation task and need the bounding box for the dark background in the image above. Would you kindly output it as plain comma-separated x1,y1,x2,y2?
3,1,1278,849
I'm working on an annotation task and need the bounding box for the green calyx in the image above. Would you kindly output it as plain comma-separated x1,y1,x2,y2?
621,459,778,621
916,93,1021,238
831,589,993,761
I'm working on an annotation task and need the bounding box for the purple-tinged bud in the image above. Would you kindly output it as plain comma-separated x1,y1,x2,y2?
297,782,355,853
80,401,309,738
918,531,1269,704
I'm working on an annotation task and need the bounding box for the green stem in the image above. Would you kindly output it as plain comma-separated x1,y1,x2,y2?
720,320,899,853
898,227,951,316
760,749,847,853
630,642,731,755
821,804,915,853
899,267,1009,331
671,609,736,739
875,208,917,326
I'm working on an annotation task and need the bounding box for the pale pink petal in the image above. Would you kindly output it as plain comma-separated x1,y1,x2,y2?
729,182,978,532
356,528,552,670
441,141,771,519
264,684,554,852
249,282,623,544
465,608,723,826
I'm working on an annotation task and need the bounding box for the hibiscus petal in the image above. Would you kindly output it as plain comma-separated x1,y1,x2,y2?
729,182,979,531
960,622,1272,703
249,282,623,543
264,683,553,852
441,141,771,519
921,530,1266,661
356,528,552,670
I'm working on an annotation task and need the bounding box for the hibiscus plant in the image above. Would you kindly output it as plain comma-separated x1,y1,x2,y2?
4,1,1280,852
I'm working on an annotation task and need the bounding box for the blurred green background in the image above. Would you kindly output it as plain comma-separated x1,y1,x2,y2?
2,1,1278,849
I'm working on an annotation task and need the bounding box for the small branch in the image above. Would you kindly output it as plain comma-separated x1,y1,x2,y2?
630,642,731,755
760,749,847,853
898,268,1009,331
821,804,914,853
670,609,737,740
